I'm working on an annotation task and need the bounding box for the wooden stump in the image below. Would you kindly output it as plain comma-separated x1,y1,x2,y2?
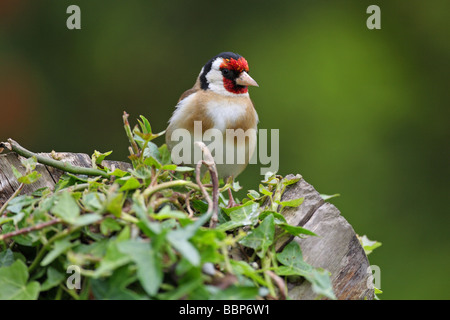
276,175,374,299
0,153,374,300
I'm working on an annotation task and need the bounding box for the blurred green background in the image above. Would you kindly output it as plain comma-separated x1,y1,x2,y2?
1,0,449,299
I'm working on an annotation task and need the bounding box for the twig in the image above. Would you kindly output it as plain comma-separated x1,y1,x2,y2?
0,183,24,217
184,190,195,218
195,160,213,213
122,112,140,155
266,270,287,300
0,218,62,241
194,142,219,228
1,139,109,178
57,183,90,193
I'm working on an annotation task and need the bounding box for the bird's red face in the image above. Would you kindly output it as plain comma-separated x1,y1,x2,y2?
220,57,250,94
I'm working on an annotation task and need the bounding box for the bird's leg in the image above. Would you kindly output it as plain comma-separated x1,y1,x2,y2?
227,187,238,208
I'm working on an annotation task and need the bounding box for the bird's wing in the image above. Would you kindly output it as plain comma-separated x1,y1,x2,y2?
177,78,201,103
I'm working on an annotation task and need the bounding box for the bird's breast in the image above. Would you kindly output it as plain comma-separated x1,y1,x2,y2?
206,99,248,132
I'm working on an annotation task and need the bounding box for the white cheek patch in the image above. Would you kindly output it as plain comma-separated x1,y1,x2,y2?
206,99,247,132
206,59,226,95
206,58,249,97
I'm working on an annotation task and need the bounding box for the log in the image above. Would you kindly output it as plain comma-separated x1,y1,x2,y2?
0,152,131,205
279,175,373,299
0,153,374,300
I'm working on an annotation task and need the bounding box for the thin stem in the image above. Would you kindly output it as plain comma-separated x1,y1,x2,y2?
2,139,109,178
61,284,80,300
266,270,286,300
185,190,195,218
221,243,233,274
0,218,62,241
195,161,213,214
122,112,139,155
194,142,219,228
262,255,276,298
142,180,200,199
57,183,90,193
55,285,63,300
0,183,24,217
121,212,139,224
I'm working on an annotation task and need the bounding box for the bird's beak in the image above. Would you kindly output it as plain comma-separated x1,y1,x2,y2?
236,71,259,87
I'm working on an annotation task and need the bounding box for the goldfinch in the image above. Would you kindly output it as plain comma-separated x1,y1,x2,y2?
166,52,259,204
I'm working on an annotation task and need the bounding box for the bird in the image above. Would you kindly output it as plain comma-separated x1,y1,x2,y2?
166,52,259,206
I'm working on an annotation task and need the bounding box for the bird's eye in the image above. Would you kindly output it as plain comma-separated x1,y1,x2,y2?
221,69,230,76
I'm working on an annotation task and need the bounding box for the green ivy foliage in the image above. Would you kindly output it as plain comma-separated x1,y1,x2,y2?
0,115,341,300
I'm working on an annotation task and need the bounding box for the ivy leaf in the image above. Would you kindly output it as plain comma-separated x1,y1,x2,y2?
143,141,161,161
92,150,113,166
91,265,144,300
217,201,260,231
40,267,65,291
161,164,177,171
230,260,268,287
281,174,302,186
132,193,162,236
239,214,275,258
276,242,314,277
138,115,152,134
247,190,260,200
73,213,102,227
276,197,304,208
11,165,23,180
174,166,194,172
41,239,77,267
144,156,162,169
20,156,38,171
10,161,41,184
108,168,128,178
276,242,336,300
100,218,122,236
117,240,162,296
308,268,336,300
0,249,15,268
320,194,340,201
168,235,199,266
259,184,272,196
51,191,80,224
82,192,105,211
278,224,317,237
18,171,42,185
0,260,40,300
259,210,287,224
6,195,35,214
92,240,132,278
166,212,211,266
158,144,171,165
105,191,124,218
358,235,382,255
118,177,142,192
